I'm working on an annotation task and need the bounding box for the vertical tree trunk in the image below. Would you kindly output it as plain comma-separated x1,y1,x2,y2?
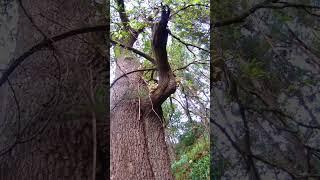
111,54,173,180
111,2,174,179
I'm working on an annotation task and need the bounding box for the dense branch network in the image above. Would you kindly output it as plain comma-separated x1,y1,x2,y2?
212,1,320,178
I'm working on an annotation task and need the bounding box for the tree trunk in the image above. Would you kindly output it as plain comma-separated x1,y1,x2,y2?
111,2,175,179
110,3,176,179
111,55,173,180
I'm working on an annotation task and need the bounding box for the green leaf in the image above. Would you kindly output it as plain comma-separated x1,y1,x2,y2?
114,45,121,58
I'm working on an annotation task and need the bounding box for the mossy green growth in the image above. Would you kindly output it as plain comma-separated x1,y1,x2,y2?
172,137,210,180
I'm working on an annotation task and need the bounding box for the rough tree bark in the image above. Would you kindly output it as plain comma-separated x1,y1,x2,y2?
0,0,108,179
111,2,176,180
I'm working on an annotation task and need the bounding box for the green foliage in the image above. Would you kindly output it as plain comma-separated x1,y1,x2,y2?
170,1,209,47
142,32,152,54
168,40,187,68
189,154,210,179
112,29,131,43
129,19,147,30
114,44,121,58
172,137,210,180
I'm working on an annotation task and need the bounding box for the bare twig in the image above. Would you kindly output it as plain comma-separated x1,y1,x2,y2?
173,61,208,72
110,68,156,88
168,30,209,53
170,3,209,18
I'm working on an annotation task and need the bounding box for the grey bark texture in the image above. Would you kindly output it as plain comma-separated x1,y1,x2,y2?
0,0,108,179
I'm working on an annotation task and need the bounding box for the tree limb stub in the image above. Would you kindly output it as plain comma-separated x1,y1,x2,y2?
150,4,177,105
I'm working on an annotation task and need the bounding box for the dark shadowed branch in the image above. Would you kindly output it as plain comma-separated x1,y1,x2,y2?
214,0,320,27
0,25,107,87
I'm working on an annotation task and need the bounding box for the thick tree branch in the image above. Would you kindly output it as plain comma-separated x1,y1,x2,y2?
115,0,131,30
114,0,141,46
150,4,177,105
0,25,107,87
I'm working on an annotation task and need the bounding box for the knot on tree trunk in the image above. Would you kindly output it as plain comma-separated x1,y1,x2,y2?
150,4,176,106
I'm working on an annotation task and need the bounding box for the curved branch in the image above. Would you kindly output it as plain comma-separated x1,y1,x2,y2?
173,61,208,72
214,1,320,27
214,0,275,27
110,68,156,88
170,3,209,18
111,61,207,88
0,25,107,87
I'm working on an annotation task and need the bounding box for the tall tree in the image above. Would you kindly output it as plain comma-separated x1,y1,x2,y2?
110,0,209,179
111,1,174,179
